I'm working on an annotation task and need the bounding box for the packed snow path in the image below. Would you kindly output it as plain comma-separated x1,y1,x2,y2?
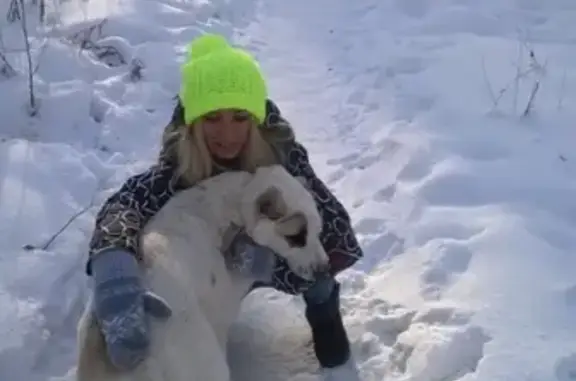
2,0,576,380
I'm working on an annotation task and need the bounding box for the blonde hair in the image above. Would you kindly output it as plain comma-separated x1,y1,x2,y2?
163,120,279,187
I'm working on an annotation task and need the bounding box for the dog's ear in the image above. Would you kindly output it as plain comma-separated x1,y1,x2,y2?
255,186,287,220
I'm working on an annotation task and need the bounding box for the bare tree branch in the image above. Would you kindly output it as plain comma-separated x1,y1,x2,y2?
16,0,38,115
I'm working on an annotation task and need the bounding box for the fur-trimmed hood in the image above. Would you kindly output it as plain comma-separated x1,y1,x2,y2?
158,98,297,168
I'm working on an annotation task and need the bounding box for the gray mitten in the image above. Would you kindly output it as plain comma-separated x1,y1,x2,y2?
224,228,277,282
91,249,172,371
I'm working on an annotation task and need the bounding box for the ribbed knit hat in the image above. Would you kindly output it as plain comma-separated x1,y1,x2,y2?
179,34,267,125
185,33,229,61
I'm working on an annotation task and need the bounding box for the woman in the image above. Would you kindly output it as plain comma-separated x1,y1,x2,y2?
86,33,363,372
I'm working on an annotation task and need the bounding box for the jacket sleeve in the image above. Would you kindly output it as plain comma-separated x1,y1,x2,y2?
86,161,178,275
285,142,363,275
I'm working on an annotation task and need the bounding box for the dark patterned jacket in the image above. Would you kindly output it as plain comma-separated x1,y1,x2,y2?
87,99,363,294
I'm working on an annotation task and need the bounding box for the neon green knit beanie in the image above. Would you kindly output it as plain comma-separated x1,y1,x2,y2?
179,35,267,125
185,33,229,62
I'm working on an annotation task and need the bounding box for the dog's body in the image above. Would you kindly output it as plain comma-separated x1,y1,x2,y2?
76,165,328,381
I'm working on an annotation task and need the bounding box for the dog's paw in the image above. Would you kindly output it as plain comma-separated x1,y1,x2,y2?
285,249,330,281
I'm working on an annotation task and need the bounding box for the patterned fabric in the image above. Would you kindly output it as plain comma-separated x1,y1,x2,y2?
87,100,364,295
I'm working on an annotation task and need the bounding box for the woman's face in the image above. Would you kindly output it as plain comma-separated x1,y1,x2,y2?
199,109,253,159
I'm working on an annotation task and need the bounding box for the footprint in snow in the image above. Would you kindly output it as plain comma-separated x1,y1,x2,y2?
354,217,387,235
326,152,361,169
380,304,490,380
360,232,406,271
556,353,576,381
562,283,576,308
385,322,490,380
385,56,428,77
420,241,474,301
393,0,430,19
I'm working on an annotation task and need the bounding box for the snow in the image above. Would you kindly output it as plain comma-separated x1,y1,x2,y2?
2,0,576,380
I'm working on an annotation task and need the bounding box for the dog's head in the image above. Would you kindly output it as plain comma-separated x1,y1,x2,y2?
240,165,329,280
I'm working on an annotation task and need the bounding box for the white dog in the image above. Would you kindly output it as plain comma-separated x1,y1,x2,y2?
75,164,329,381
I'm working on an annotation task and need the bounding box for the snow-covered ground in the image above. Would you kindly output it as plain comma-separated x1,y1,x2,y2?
2,0,576,380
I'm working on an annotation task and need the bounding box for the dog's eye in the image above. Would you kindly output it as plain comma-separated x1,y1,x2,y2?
259,199,272,215
259,199,283,220
285,226,307,248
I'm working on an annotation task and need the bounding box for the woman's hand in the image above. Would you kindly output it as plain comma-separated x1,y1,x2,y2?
91,249,172,371
224,228,277,282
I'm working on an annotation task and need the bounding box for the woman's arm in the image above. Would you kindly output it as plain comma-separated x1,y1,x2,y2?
86,161,179,275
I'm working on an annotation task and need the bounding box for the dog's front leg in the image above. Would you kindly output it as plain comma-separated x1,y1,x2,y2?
146,295,232,381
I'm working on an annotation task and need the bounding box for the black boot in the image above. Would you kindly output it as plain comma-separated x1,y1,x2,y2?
304,281,351,368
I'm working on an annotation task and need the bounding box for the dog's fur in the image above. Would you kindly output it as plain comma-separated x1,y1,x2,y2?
76,165,328,381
